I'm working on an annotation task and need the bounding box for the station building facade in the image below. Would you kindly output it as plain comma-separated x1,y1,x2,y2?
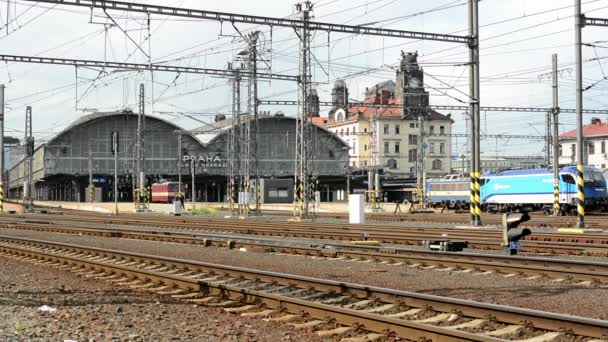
8,110,349,203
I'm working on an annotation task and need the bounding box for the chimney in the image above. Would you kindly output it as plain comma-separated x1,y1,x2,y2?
590,117,601,125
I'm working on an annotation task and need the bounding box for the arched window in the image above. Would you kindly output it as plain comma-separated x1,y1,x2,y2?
387,158,397,169
432,159,442,170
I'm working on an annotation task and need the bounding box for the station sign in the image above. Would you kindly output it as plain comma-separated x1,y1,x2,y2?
182,155,227,168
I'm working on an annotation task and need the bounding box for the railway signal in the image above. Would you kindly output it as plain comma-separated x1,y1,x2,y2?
502,213,532,255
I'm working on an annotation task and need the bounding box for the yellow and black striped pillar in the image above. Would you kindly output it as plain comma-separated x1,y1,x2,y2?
553,178,560,216
89,185,95,203
470,174,476,224
0,185,4,213
576,164,585,227
474,172,482,224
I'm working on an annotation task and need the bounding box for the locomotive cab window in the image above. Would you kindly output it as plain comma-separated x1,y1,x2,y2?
561,174,576,184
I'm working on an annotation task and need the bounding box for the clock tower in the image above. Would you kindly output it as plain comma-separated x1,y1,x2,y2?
395,51,429,117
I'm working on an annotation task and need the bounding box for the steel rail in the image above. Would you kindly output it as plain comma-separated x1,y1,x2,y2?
2,218,608,284
1,235,606,339
3,214,607,255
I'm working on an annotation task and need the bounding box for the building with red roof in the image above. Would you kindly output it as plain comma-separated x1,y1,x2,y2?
309,52,454,179
559,117,608,168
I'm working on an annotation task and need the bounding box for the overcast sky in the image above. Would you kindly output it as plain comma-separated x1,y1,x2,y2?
0,0,607,158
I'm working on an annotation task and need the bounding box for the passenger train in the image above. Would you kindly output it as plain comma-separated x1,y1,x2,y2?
426,166,607,214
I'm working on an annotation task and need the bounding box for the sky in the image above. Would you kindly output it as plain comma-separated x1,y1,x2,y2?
0,0,607,159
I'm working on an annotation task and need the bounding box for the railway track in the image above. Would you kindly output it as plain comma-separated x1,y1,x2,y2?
3,213,608,256
1,235,606,341
2,216,608,285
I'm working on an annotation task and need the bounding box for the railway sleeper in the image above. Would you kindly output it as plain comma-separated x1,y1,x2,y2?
1,240,606,341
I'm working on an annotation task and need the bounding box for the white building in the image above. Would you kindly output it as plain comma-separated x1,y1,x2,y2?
559,117,608,169
311,52,454,178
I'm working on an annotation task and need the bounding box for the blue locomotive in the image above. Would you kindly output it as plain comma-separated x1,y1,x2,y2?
427,166,607,214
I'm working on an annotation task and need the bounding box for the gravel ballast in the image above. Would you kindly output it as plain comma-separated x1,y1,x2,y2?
2,228,608,321
0,256,325,341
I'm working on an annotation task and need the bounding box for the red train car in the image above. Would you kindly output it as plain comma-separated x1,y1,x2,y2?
151,182,185,203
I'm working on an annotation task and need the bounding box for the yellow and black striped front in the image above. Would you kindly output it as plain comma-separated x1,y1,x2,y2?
576,164,585,227
474,172,481,223
469,174,476,223
553,180,560,215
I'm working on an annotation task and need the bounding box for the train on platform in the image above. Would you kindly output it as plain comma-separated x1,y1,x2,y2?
151,182,186,203
426,166,608,214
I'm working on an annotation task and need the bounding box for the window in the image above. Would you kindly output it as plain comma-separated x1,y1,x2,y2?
602,141,606,154
346,128,350,135
384,142,389,153
408,134,418,145
429,143,435,154
559,145,562,156
410,123,415,128
602,164,606,168
353,127,356,134
270,188,289,198
395,142,400,153
364,128,368,133
364,145,367,151
353,143,357,155
364,160,368,166
432,159,442,170
439,143,445,154
395,125,400,134
383,124,389,134
429,126,434,135
440,126,445,135
340,128,344,136
571,144,576,158
387,159,397,169
352,161,356,166
408,149,417,162
589,142,595,155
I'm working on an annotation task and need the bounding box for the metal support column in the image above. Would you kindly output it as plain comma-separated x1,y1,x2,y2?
293,1,313,220
552,54,561,216
468,0,481,225
112,131,118,214
545,112,552,166
575,0,585,228
24,106,33,211
191,158,196,205
177,132,182,200
88,142,94,203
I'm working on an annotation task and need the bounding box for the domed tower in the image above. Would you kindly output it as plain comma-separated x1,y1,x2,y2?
329,80,349,120
395,51,429,117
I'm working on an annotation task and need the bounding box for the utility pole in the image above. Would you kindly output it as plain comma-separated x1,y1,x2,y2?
416,115,427,207
112,131,119,214
249,31,261,215
191,158,195,205
468,0,481,226
88,142,94,203
293,1,313,220
552,54,561,216
0,84,4,213
572,0,608,227
136,83,146,210
574,0,585,228
227,68,239,217
177,132,182,196
545,112,552,166
24,106,33,211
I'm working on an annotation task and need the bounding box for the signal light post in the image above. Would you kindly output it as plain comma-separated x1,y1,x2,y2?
502,213,532,255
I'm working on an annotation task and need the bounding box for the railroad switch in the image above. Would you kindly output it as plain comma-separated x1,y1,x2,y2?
423,240,468,252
